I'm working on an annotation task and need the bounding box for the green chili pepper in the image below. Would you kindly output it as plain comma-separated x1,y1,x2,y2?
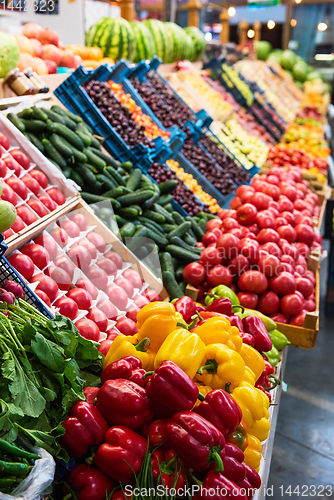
236,309,276,333
0,439,40,461
0,476,21,488
269,329,290,351
205,285,240,307
264,346,280,367
0,459,31,476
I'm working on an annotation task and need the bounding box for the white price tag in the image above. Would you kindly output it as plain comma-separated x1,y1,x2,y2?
281,380,289,392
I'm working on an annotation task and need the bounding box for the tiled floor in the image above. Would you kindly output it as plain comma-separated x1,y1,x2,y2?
267,243,334,499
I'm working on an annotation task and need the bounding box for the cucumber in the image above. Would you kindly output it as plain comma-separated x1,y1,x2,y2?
118,189,154,207
162,271,183,299
184,232,197,246
63,167,72,178
143,210,165,224
84,148,106,171
142,189,161,210
159,252,174,274
119,207,140,220
172,212,185,225
61,138,88,163
103,186,124,198
140,176,153,189
18,108,34,119
41,107,66,125
85,163,98,174
157,194,173,205
115,214,128,227
105,166,126,186
153,204,174,224
138,217,164,234
22,119,46,133
97,207,114,221
96,174,116,191
51,105,83,123
7,113,25,132
79,165,100,192
164,203,173,212
49,133,73,158
199,219,207,233
46,122,84,150
186,216,205,241
76,130,91,147
158,180,178,194
206,213,219,220
168,222,191,240
133,226,148,238
32,107,48,121
169,236,202,254
42,139,67,169
144,228,168,249
26,132,44,153
120,161,133,171
120,222,136,238
175,264,186,282
116,166,127,176
91,136,102,149
70,170,84,186
165,245,200,263
89,148,119,168
162,224,177,233
126,169,142,191
81,192,120,208
131,205,142,215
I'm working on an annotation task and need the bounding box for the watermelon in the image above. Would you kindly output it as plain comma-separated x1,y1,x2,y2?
307,71,323,81
254,40,272,60
184,26,206,61
165,22,189,62
183,34,195,62
143,19,173,63
280,49,297,70
85,17,136,62
292,61,308,82
131,21,156,62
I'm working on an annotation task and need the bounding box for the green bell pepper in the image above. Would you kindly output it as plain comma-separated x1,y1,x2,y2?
236,309,276,332
269,329,290,351
264,345,281,367
205,285,240,307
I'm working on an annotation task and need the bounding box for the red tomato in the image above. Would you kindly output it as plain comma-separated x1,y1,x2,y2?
278,262,295,274
236,204,258,226
46,188,65,205
296,277,314,298
237,291,259,309
281,243,299,261
238,270,268,294
35,289,51,307
30,274,59,302
27,199,48,218
281,254,295,266
304,298,316,312
16,206,37,226
269,272,297,295
8,253,34,280
279,183,297,202
305,270,315,285
0,132,10,150
106,284,128,310
114,278,134,298
263,184,280,201
85,266,108,290
289,311,307,326
256,212,276,229
281,293,304,316
218,209,237,220
251,179,269,192
143,289,161,302
68,245,92,270
295,242,310,258
87,307,108,332
240,190,255,204
277,225,296,244
122,269,143,289
11,215,25,233
54,256,75,280
206,219,222,231
78,238,97,259
6,178,28,200
96,257,117,277
257,228,280,245
104,251,123,269
230,196,242,210
270,312,288,324
260,241,282,258
222,218,239,231
47,266,71,291
21,176,40,196
202,231,218,247
10,150,30,169
228,254,249,276
0,158,7,177
236,185,255,197
182,262,206,286
86,232,106,253
59,220,81,238
34,234,58,261
200,247,222,268
275,217,288,228
69,213,88,231
75,318,100,342
227,228,243,239
267,174,280,185
207,265,233,287
295,224,315,247
115,317,138,336
216,233,239,260
68,287,92,310
21,243,50,269
3,231,14,241
239,239,260,265
278,197,294,213
247,223,259,236
76,279,98,300
38,195,57,212
29,169,48,189
211,228,222,238
55,297,78,320
51,227,68,248
258,254,280,278
3,156,21,176
98,340,113,356
133,295,150,309
97,300,118,321
126,305,140,322
258,291,280,315
249,192,271,210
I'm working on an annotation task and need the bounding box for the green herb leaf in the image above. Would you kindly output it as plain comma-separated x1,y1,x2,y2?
31,333,66,373
62,387,85,413
9,356,46,418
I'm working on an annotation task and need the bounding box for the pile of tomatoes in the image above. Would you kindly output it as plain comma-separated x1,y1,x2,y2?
182,163,321,327
8,212,160,343
0,131,67,239
267,144,328,174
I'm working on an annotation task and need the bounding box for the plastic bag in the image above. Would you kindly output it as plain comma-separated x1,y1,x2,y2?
0,447,55,500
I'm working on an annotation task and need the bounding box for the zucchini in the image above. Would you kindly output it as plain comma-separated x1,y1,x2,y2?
175,264,186,282
49,133,73,158
105,166,126,186
138,217,164,234
158,180,178,195
120,161,133,171
119,207,140,220
126,169,142,191
41,139,67,169
62,137,88,163
46,122,84,150
159,252,174,274
143,210,165,224
152,204,174,224
118,189,154,207
169,236,202,254
115,214,128,227
162,224,177,233
184,232,197,246
90,148,119,168
32,107,48,121
22,119,45,133
18,108,34,119
84,148,106,171
81,192,120,208
70,170,84,186
120,222,136,238
162,271,183,300
96,174,116,191
7,113,25,132
26,132,44,153
51,105,83,123
103,186,124,198
186,216,205,241
41,107,66,125
165,245,200,263
168,222,191,240
157,194,173,205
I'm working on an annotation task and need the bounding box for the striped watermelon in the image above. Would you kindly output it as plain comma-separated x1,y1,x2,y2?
183,34,195,62
184,26,206,61
143,19,173,63
130,21,156,62
165,22,189,62
85,17,136,62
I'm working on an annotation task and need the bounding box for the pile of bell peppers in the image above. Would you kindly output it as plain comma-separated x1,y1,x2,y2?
59,300,290,500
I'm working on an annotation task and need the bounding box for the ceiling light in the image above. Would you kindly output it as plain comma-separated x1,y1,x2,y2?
290,19,297,27
228,7,236,16
318,22,328,31
295,0,302,4
315,53,333,60
247,29,255,38
267,20,275,29
205,32,212,41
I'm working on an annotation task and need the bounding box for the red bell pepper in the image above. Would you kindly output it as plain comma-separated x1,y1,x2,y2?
194,471,247,499
243,463,261,489
255,384,272,402
96,379,152,429
230,315,245,332
237,477,258,499
129,368,148,387
67,464,115,500
151,449,186,489
166,411,225,472
83,387,99,405
226,421,248,452
206,297,234,316
145,360,199,413
220,443,246,484
194,389,242,436
111,491,131,500
94,426,147,483
59,402,108,458
101,356,142,384
242,316,272,352
142,419,169,449
240,333,255,346
174,296,196,322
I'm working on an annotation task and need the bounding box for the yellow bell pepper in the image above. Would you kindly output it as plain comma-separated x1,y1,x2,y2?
249,417,271,442
231,381,270,441
239,343,265,381
136,302,177,352
103,334,155,371
194,317,242,352
243,366,256,386
194,383,213,406
244,434,262,471
154,328,205,379
196,344,245,390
